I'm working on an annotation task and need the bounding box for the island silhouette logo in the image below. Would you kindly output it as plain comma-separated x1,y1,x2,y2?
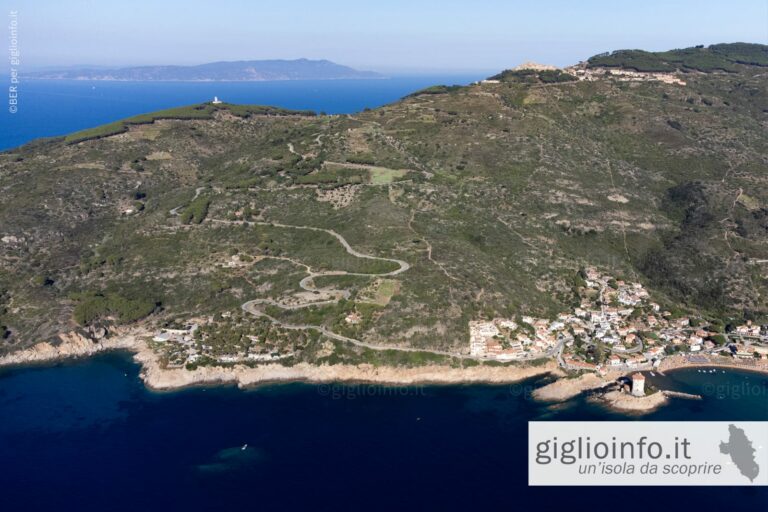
719,424,761,483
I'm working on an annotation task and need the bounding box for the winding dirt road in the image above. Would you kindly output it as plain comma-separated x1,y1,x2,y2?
208,218,455,357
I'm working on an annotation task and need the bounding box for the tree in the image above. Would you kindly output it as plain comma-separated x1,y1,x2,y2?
180,196,210,224
710,334,727,346
33,275,54,287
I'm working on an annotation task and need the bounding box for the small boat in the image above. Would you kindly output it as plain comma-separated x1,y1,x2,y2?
241,444,248,451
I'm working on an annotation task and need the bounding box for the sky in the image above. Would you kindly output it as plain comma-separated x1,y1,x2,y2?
6,0,768,74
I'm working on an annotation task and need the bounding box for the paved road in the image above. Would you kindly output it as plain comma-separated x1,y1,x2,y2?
610,339,644,354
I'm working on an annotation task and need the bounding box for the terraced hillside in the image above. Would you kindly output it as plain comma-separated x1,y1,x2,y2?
1,43,766,367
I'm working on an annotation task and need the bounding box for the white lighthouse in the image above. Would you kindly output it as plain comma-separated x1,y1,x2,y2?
212,96,222,104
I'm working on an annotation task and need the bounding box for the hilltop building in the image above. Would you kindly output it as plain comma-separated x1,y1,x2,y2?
512,61,558,71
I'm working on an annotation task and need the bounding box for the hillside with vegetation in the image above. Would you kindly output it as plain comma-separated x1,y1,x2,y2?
587,42,768,72
1,44,766,368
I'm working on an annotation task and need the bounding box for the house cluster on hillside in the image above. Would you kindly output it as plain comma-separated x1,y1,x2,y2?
152,320,293,367
469,317,558,361
468,268,653,363
566,65,687,86
469,267,768,371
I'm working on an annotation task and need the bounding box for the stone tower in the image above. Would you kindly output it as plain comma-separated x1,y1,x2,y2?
631,372,645,397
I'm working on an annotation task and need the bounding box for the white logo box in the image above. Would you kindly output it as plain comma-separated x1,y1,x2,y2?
529,421,768,486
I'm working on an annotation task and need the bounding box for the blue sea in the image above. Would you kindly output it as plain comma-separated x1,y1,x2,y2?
0,76,482,150
1,78,767,510
0,355,766,511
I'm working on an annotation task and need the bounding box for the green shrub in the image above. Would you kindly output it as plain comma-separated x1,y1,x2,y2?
488,69,577,83
587,44,768,73
709,334,727,345
73,293,157,325
65,103,315,144
407,85,464,97
180,196,211,224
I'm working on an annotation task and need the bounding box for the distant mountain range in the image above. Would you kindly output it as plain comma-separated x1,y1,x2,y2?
23,59,383,81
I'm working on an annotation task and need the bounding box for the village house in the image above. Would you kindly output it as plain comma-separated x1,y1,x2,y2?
732,344,756,359
564,357,597,372
687,335,704,352
345,312,362,325
736,324,761,337
645,346,665,358
153,324,199,344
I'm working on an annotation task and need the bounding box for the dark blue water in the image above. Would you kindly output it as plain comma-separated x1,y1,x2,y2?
0,355,766,511
0,76,481,150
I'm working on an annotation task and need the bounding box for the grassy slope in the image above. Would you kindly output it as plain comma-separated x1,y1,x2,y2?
0,44,766,358
64,103,315,144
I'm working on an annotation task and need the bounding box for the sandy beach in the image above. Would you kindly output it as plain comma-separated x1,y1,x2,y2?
659,353,768,374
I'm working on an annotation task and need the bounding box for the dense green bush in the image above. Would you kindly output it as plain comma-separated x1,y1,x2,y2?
345,154,376,165
73,293,157,325
487,68,577,84
538,70,578,83
588,44,768,72
407,85,464,97
296,167,365,185
180,196,211,224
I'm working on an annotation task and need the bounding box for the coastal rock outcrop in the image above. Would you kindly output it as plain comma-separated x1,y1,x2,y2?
0,329,140,366
532,372,609,402
595,390,668,414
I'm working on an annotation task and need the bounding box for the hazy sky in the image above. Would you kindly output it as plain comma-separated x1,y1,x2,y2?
8,0,768,73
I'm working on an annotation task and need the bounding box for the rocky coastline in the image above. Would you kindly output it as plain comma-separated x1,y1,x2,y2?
0,330,559,391
531,371,614,402
592,390,669,414
2,330,764,417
